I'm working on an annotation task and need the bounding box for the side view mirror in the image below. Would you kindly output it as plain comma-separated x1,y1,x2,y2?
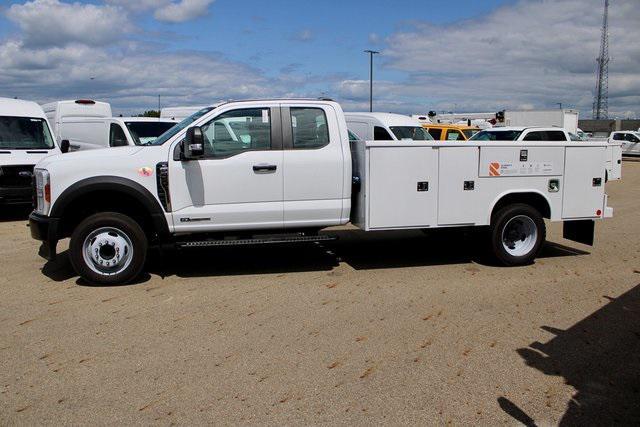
60,139,70,153
183,126,205,159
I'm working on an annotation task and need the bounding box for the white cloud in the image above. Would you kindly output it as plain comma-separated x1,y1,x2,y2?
338,0,640,117
5,0,131,48
154,0,215,23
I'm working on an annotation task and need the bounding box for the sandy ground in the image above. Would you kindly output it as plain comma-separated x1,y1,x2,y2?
1,160,639,425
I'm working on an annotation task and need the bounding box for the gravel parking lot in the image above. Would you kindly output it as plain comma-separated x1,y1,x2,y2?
1,160,639,425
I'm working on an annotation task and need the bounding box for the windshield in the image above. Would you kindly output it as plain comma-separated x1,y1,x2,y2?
0,116,55,150
125,121,177,145
470,130,523,141
462,129,479,139
148,107,214,146
389,126,434,141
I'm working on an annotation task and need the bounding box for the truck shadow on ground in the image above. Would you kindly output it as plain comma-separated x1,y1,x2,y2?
499,283,640,425
41,229,590,283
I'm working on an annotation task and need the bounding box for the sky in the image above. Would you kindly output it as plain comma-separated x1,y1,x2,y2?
0,0,638,118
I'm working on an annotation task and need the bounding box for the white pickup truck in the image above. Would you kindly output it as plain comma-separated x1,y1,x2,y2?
30,99,618,285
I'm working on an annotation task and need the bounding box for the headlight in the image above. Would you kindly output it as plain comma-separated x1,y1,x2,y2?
34,169,51,215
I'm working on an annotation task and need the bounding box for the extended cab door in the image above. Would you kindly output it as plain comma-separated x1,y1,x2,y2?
169,104,284,232
280,104,346,228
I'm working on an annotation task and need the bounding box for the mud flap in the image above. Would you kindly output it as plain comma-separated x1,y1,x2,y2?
563,220,595,246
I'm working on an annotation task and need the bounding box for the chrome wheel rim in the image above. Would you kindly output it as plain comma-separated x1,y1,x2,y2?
501,215,537,257
82,227,133,276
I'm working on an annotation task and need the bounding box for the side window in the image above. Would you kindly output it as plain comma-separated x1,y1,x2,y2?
200,108,271,158
291,108,329,149
427,128,442,140
522,131,544,141
547,131,568,141
626,133,640,142
109,123,128,147
446,130,462,141
374,126,393,141
613,133,625,141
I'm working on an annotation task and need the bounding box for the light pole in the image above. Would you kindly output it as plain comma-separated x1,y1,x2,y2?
556,102,563,109
364,50,379,112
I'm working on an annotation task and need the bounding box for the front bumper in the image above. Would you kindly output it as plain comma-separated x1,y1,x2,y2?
0,186,32,205
29,212,60,261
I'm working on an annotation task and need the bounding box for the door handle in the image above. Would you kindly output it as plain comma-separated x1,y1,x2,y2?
253,164,277,173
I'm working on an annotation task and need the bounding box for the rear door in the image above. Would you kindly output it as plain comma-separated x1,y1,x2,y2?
281,104,345,228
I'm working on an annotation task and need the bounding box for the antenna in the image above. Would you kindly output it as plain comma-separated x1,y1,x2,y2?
592,0,609,119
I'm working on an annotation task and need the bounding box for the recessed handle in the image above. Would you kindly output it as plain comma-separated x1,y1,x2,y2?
253,164,277,173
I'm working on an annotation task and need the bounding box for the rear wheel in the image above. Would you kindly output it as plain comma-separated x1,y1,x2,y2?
490,204,545,266
69,212,147,285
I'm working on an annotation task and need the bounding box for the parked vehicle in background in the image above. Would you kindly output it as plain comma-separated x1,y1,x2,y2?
420,123,480,141
471,127,622,181
42,100,111,147
44,116,177,150
501,109,579,134
345,113,433,141
160,106,205,121
609,131,640,156
0,98,62,205
29,99,617,285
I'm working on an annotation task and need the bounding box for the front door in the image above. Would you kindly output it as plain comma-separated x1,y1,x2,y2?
169,105,284,232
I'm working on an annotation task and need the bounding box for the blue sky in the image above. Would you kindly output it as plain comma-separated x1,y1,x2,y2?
0,0,638,117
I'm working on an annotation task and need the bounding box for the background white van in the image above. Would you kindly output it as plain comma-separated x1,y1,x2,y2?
345,112,433,141
50,116,178,150
0,97,61,205
42,99,112,150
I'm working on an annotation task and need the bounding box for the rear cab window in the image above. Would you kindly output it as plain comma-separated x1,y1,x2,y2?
374,126,394,141
290,108,329,149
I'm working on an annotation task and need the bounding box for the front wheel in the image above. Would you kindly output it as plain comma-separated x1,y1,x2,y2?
69,212,148,285
489,204,545,266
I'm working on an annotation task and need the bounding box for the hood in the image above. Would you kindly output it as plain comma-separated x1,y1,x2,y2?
37,146,144,169
0,148,60,167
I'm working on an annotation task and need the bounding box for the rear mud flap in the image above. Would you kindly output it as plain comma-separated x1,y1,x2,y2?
563,220,595,246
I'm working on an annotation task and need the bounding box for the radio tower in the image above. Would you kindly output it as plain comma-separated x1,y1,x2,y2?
592,0,609,119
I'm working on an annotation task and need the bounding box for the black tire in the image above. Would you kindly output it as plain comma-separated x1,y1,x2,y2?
489,203,545,266
69,212,148,285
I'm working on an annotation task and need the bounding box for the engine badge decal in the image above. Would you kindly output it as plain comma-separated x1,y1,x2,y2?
138,167,153,177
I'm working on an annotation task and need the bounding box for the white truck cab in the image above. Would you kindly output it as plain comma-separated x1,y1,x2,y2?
609,131,640,156
345,112,434,141
29,99,617,285
0,97,61,205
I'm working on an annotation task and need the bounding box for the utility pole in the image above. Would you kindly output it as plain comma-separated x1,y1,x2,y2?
158,95,161,112
593,0,609,119
557,102,563,109
364,50,379,112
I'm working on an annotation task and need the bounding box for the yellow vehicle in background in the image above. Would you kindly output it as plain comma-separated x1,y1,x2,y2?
421,123,480,141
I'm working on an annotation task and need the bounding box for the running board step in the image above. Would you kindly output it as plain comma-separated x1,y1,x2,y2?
177,234,337,248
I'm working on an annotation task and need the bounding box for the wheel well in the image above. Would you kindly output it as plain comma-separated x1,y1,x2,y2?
492,192,551,220
58,190,156,239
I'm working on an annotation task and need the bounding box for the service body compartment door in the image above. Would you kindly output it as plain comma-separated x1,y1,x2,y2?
562,146,606,219
368,146,438,229
438,147,480,225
